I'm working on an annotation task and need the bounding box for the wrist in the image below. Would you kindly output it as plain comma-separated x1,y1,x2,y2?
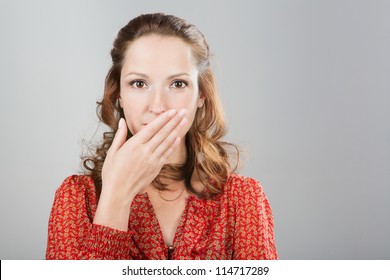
93,190,135,232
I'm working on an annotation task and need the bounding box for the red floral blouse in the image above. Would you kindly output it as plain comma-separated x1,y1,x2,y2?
46,174,277,260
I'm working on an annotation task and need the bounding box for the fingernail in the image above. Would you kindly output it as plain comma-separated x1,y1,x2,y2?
168,109,176,117
178,109,187,117
118,118,123,129
179,118,188,127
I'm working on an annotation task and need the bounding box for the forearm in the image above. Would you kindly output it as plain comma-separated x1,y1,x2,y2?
46,223,134,260
46,175,135,260
93,190,135,232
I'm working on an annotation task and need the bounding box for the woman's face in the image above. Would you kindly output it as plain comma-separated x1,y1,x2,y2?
119,35,204,137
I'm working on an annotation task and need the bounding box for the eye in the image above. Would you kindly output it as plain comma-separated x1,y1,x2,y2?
171,80,188,89
130,80,147,89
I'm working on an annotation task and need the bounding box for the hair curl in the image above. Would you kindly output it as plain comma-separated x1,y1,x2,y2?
83,13,240,198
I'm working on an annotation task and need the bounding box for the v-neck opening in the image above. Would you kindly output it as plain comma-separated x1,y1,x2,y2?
142,192,194,251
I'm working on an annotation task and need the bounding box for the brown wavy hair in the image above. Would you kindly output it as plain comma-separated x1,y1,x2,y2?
83,13,240,198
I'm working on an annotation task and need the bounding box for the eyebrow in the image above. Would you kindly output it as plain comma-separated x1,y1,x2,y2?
125,72,191,79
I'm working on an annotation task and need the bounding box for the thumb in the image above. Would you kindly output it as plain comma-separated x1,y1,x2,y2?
108,118,128,154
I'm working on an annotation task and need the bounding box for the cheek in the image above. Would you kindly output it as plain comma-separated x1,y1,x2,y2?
122,110,138,135
121,97,146,135
167,95,199,136
168,87,199,111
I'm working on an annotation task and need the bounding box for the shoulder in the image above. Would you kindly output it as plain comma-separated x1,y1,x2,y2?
56,174,95,193
54,174,97,206
222,174,275,226
220,173,271,212
223,173,265,200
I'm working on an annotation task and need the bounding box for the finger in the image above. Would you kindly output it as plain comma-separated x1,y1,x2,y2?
133,109,177,144
147,109,187,151
159,137,181,163
153,117,187,158
107,118,127,155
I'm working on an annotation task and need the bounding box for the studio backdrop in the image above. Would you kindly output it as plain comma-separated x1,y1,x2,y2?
0,0,389,259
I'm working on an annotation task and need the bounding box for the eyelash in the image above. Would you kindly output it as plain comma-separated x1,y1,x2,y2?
129,80,188,89
129,80,147,89
171,80,188,89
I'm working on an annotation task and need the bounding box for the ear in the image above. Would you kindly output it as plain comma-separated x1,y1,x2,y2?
197,94,205,108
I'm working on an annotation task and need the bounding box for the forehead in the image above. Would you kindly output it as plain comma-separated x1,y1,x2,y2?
121,35,197,76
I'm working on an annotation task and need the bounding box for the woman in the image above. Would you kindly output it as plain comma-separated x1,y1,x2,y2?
46,13,277,260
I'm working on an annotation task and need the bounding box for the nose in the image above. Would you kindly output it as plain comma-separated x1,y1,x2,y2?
149,89,166,114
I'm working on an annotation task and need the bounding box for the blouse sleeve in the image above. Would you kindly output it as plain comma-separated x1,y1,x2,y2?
45,175,135,259
232,177,278,260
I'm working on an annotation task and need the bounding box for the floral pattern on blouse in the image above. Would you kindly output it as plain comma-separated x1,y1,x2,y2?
46,174,277,259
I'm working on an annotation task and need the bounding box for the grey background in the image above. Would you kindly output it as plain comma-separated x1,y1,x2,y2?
0,0,389,259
